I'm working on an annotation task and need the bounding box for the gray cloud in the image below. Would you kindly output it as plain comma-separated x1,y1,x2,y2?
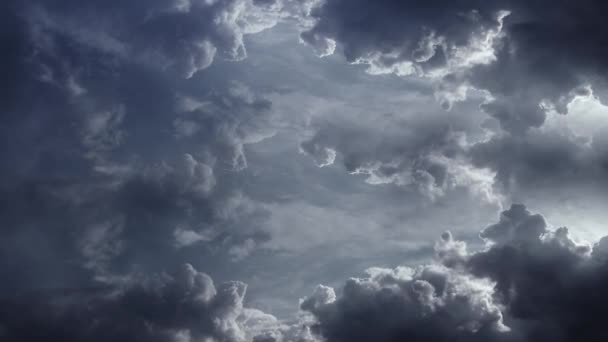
299,0,608,134
172,82,276,171
0,263,278,342
463,205,607,341
4,1,608,341
20,0,282,78
299,119,464,199
302,265,509,342
298,94,501,203
471,126,608,196
0,0,278,295
301,204,608,342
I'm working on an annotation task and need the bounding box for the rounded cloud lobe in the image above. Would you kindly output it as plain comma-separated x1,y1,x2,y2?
297,1,608,203
0,264,264,342
3,1,608,342
4,205,608,341
300,204,608,342
0,0,278,298
299,0,608,134
19,0,283,78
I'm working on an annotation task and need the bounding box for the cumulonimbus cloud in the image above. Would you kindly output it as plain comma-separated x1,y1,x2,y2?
0,263,281,342
299,0,608,134
299,204,608,342
0,0,277,296
17,0,283,78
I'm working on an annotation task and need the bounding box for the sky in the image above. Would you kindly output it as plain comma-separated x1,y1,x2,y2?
2,1,608,341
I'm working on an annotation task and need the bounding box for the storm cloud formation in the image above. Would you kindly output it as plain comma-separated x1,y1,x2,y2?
17,0,283,78
300,0,608,132
301,205,608,342
298,0,608,201
3,0,608,341
0,263,274,342
0,0,280,292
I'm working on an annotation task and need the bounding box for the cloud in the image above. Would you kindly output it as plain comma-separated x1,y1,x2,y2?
298,0,608,133
0,0,279,296
7,204,608,342
462,205,606,342
301,204,608,342
0,263,280,342
20,0,283,78
298,95,501,203
301,264,509,342
172,82,276,171
469,98,608,194
4,2,608,340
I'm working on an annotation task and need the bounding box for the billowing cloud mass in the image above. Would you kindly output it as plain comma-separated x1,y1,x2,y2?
18,0,283,78
298,92,501,202
297,0,608,205
3,0,608,341
5,201,608,342
299,0,608,133
301,204,608,342
0,263,277,342
0,0,281,293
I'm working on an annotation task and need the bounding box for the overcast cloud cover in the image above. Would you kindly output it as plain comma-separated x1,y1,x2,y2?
2,0,608,341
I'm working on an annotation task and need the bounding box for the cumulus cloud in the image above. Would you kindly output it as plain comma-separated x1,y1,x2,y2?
0,0,279,298
83,157,272,278
298,0,608,133
449,94,608,209
7,203,608,342
4,1,608,341
298,97,501,203
173,82,276,171
301,264,509,342
290,0,608,228
301,204,608,342
0,263,280,342
20,0,283,78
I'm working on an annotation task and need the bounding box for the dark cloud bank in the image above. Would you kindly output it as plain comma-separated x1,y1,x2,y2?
301,0,608,133
1,264,254,341
3,204,608,342
3,0,608,341
0,0,278,293
302,204,608,342
299,0,608,197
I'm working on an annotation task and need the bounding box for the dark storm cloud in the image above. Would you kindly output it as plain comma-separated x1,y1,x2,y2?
0,263,272,342
4,0,608,341
296,0,608,203
469,127,608,191
0,0,278,295
464,204,608,342
0,0,279,180
299,0,608,134
301,204,608,342
172,83,275,170
301,266,509,342
299,108,470,197
19,0,282,78
0,4,291,340
297,94,502,203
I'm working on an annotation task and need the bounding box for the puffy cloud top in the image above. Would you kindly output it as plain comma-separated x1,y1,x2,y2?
0,263,267,342
17,0,283,78
299,0,608,133
301,204,608,342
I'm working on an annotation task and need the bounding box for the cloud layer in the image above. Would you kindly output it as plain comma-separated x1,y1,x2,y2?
299,0,608,133
0,0,281,300
6,202,608,342
3,1,608,341
301,204,608,342
0,263,278,342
